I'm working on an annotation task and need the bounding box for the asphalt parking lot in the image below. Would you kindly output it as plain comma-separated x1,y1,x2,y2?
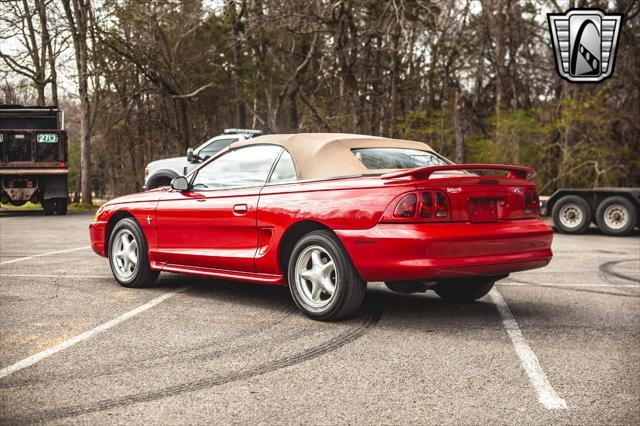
0,211,638,424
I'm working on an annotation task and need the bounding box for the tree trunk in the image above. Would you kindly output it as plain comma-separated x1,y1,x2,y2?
63,0,92,204
453,86,465,164
35,0,58,106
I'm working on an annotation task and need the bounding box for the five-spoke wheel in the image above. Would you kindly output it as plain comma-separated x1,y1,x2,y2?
108,217,159,287
288,230,365,321
294,245,337,309
111,229,139,281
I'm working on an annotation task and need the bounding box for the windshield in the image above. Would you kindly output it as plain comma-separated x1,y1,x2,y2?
352,148,448,170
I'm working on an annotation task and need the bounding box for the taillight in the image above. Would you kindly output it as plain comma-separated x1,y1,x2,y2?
524,189,540,216
394,194,417,218
419,192,433,217
435,191,449,218
385,190,450,223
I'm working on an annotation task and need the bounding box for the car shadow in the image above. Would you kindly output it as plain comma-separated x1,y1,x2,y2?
145,275,545,330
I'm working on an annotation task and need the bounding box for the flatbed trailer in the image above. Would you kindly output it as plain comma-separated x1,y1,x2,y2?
543,187,640,236
0,105,69,215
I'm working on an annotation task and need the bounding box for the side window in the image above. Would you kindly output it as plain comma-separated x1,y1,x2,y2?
269,151,297,184
197,138,237,160
192,145,282,190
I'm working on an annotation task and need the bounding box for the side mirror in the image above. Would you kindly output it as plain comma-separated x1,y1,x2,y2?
170,176,189,192
186,148,200,163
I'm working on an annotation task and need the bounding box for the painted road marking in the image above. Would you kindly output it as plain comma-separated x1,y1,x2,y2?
0,286,191,380
0,246,91,265
498,282,639,288
489,288,567,410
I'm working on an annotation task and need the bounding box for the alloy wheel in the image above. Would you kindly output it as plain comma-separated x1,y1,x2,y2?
294,245,338,309
111,229,139,281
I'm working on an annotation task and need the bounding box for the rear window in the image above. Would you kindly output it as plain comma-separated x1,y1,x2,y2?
352,148,448,170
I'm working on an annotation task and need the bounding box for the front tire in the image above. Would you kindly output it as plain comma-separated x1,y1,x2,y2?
108,217,159,288
596,196,637,236
552,195,591,234
434,276,502,302
288,230,366,321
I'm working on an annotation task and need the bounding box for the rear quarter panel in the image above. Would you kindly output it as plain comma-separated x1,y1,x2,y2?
256,178,414,275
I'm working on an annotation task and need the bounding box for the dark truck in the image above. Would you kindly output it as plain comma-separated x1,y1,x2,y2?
543,188,640,236
0,105,68,215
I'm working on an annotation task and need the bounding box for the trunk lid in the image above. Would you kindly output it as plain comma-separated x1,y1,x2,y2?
381,164,539,222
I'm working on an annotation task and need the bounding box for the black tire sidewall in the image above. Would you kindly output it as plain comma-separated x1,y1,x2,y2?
287,231,352,320
552,195,591,234
108,217,155,288
596,196,637,236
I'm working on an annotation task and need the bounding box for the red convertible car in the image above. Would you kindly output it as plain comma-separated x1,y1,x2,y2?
89,133,552,320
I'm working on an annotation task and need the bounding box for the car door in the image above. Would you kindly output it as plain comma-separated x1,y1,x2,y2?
155,144,283,272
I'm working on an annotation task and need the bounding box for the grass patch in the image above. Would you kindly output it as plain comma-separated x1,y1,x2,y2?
0,202,41,211
69,202,98,213
0,201,98,213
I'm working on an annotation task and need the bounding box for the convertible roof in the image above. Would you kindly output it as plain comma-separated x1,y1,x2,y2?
230,133,437,180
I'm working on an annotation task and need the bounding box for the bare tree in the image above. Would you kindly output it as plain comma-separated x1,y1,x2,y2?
62,0,92,204
0,0,62,105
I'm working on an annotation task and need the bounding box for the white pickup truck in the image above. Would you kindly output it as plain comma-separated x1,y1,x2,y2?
143,129,262,190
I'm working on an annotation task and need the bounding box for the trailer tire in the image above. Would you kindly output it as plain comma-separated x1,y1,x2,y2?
552,195,591,234
595,196,637,236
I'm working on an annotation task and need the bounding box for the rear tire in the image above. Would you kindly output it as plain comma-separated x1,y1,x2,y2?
434,276,502,302
55,198,68,215
288,230,366,321
596,196,637,236
42,199,55,215
108,217,159,288
552,195,591,234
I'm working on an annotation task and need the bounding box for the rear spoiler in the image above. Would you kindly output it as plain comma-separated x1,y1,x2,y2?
380,164,536,180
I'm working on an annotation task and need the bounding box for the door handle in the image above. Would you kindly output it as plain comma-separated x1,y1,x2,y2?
233,204,248,215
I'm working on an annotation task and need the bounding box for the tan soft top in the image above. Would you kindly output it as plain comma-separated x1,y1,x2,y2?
230,133,438,180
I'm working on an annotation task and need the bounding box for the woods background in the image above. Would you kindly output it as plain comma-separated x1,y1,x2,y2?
1,0,639,202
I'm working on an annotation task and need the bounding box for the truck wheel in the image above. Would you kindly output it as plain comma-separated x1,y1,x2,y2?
108,217,160,288
288,230,366,321
434,277,499,302
147,176,173,190
42,199,55,215
595,196,637,236
552,195,591,234
55,198,68,215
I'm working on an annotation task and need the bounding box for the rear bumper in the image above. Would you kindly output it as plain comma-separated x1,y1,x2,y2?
336,219,553,282
89,221,107,257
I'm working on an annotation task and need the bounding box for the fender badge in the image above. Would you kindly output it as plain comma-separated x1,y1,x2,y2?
446,187,462,193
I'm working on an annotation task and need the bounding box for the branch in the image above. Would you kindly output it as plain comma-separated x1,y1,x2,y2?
172,82,215,99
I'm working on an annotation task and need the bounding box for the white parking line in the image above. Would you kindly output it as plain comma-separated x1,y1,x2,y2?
498,282,639,288
0,286,191,380
489,288,567,410
0,246,91,266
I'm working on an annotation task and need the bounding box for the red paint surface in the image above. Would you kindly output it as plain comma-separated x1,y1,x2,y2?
90,173,552,285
